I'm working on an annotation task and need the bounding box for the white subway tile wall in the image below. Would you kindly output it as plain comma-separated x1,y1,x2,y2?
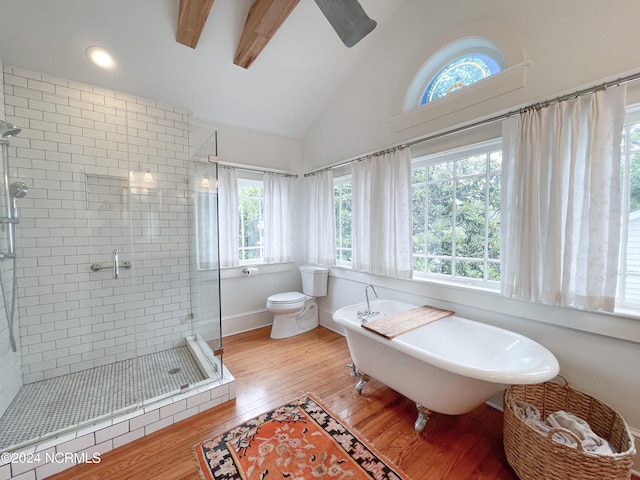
2,65,196,384
0,58,25,420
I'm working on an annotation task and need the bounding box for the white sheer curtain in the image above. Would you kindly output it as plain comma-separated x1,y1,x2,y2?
501,86,626,311
264,173,293,264
217,166,239,268
352,147,413,279
307,169,336,265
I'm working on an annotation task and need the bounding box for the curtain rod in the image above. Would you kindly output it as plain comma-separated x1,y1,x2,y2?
304,70,640,178
219,161,298,178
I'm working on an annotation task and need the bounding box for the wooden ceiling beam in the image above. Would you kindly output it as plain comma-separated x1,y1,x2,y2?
176,0,216,49
234,0,300,69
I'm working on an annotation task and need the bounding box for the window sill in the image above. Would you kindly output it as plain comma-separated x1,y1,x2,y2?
328,265,640,344
612,306,640,323
220,262,294,279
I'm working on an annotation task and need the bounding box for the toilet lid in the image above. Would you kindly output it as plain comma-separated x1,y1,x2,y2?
268,292,308,304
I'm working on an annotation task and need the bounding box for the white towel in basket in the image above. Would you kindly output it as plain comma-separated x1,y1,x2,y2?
509,400,616,455
546,410,616,455
509,399,541,420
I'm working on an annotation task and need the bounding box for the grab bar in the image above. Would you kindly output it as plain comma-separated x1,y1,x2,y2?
90,259,132,274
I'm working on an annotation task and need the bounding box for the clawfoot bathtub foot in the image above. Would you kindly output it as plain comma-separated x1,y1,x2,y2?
345,362,370,394
355,372,370,394
414,404,433,433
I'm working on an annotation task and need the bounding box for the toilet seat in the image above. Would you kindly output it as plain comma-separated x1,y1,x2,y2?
268,292,308,303
267,292,310,310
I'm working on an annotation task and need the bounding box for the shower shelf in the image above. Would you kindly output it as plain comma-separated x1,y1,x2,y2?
90,261,132,272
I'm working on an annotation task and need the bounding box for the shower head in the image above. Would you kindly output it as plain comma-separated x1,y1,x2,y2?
0,121,21,138
9,182,28,199
8,182,28,220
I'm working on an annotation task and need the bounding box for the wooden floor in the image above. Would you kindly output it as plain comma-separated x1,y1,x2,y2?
49,326,636,480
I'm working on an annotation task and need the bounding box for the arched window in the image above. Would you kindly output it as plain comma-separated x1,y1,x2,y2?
404,38,506,111
421,54,502,104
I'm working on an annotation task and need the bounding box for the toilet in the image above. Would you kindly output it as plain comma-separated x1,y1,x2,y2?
267,265,329,339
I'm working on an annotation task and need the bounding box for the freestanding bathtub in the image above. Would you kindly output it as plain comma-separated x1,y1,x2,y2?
333,299,559,432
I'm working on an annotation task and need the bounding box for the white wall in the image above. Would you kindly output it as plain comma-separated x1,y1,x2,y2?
303,0,640,437
304,0,640,168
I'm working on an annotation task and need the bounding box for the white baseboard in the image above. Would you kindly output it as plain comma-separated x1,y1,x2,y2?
318,308,344,335
486,394,504,412
222,308,343,338
221,307,343,339
222,309,272,337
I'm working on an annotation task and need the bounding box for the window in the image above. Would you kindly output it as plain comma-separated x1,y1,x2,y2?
332,141,502,286
219,169,292,268
334,175,352,265
404,38,506,111
421,55,502,104
238,178,264,264
412,141,502,285
332,106,640,313
618,108,640,307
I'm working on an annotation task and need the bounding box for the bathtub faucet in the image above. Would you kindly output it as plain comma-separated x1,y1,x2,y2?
365,284,378,310
358,284,379,323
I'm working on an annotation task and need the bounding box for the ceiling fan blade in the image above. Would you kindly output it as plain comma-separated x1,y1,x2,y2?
313,0,377,48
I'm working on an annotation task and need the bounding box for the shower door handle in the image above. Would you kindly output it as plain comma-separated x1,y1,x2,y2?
113,249,120,279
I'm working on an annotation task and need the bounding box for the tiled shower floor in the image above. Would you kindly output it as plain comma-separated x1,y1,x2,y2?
0,346,205,450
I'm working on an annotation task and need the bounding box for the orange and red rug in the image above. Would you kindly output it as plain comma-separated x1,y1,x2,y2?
194,394,409,479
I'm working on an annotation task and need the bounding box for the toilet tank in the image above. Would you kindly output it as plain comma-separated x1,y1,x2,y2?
299,265,329,297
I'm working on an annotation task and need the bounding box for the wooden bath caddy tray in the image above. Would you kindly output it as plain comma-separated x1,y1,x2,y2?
362,305,454,339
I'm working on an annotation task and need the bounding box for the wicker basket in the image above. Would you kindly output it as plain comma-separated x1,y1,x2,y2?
503,377,636,480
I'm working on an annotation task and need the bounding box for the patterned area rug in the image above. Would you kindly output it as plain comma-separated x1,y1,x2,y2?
194,394,409,479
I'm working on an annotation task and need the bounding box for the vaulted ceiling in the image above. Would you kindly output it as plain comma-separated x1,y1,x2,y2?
0,0,404,138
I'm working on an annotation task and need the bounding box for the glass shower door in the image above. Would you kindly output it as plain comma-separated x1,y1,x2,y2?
187,134,223,377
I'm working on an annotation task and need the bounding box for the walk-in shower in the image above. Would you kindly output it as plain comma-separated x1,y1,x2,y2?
0,120,27,353
0,88,227,462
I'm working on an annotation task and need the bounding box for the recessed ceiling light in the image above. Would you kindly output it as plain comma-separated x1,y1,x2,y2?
86,46,116,69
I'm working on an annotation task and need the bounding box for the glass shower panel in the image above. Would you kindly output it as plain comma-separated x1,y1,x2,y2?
127,164,214,404
187,134,223,378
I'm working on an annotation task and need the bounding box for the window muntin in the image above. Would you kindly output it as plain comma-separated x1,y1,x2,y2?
421,55,502,104
412,141,501,286
238,178,264,264
334,175,352,266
